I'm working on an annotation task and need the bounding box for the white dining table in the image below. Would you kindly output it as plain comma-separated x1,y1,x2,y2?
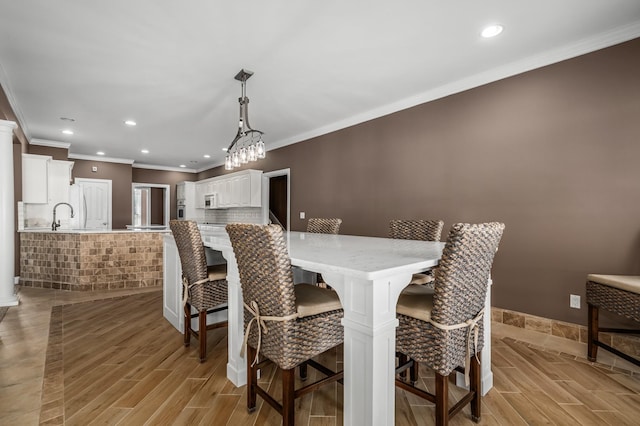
201,229,493,426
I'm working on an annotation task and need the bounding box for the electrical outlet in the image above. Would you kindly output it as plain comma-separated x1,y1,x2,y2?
570,294,581,309
300,212,305,219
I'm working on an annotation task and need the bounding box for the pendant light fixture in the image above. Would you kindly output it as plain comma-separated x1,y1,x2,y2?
224,69,265,170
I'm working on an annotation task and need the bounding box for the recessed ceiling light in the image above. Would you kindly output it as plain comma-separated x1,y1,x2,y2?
96,151,105,156
141,149,149,154
124,120,137,126
481,24,503,38
222,148,228,152
179,164,186,168
62,129,74,135
203,154,211,158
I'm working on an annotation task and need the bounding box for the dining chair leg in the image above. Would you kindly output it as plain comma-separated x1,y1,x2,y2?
282,367,296,426
470,353,481,422
410,359,419,384
183,303,191,347
299,362,308,381
247,345,258,412
588,303,599,362
435,372,449,426
198,310,207,362
397,353,407,380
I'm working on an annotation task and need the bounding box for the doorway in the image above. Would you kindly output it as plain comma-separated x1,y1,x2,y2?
131,183,170,228
74,178,112,229
262,169,290,230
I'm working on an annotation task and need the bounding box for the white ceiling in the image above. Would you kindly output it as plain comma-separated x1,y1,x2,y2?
1,1,639,172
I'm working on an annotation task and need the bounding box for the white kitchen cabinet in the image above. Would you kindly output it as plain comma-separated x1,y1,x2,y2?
217,170,261,208
194,181,207,208
22,154,50,203
176,182,185,201
47,160,73,204
22,155,73,205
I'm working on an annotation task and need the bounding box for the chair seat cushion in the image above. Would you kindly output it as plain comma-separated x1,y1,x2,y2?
207,264,227,281
397,284,434,322
587,274,640,295
294,283,342,317
410,273,434,285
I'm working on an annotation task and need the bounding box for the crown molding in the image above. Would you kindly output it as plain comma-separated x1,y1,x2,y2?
132,163,197,173
268,21,640,153
68,153,134,165
30,138,71,149
0,62,31,140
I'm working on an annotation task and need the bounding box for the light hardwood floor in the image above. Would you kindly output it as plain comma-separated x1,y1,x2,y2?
1,286,639,425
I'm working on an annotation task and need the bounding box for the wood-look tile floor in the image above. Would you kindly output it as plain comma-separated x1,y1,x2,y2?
1,286,639,425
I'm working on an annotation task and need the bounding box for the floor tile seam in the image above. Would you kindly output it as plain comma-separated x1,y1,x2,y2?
38,304,65,425
509,337,638,377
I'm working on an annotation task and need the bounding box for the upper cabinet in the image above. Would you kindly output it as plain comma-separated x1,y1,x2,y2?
22,154,74,204
22,154,49,203
195,169,262,209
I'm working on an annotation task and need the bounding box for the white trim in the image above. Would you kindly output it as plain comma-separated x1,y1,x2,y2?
14,277,19,285
30,138,71,149
0,62,30,140
68,153,134,164
132,163,197,173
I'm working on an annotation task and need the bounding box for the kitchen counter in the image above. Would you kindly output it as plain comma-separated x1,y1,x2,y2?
20,229,165,291
20,227,169,234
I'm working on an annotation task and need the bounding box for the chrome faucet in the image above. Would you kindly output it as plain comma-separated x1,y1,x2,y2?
52,202,74,231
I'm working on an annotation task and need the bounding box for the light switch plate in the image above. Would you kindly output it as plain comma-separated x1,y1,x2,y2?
570,294,581,309
300,212,305,219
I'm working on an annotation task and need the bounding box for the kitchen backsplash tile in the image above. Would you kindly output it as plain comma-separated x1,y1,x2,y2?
203,207,263,224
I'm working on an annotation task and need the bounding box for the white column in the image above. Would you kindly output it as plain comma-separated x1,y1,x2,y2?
222,248,247,386
323,271,411,426
0,119,19,307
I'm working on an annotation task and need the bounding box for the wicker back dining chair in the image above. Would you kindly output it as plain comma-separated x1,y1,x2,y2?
169,220,228,362
226,223,344,426
307,218,342,287
586,274,640,367
395,222,505,426
307,218,342,234
389,219,444,286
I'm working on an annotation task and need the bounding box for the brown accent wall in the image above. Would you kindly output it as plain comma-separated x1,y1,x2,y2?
131,168,196,221
28,145,69,160
71,160,133,229
150,187,164,225
201,38,640,325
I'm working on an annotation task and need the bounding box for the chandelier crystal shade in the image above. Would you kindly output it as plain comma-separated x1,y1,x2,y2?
224,69,265,170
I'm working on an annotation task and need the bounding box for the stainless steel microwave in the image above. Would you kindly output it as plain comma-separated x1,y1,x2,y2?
204,194,218,209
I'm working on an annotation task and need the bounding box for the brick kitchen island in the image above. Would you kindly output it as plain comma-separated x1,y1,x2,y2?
19,229,167,291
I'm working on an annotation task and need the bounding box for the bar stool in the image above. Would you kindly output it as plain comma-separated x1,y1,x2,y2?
586,274,640,367
395,222,505,426
169,220,228,362
226,223,344,426
389,219,444,286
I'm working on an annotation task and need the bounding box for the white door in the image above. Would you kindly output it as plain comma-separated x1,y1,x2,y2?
75,178,112,229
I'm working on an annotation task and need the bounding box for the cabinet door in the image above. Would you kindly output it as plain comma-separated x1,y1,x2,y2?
176,183,185,201
233,174,252,207
47,160,72,204
22,154,49,203
218,179,231,207
195,182,206,208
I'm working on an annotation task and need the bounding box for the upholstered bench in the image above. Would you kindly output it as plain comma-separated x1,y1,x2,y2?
586,274,640,367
